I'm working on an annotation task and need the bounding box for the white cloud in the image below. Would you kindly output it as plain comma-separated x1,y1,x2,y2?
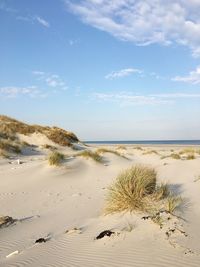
105,68,142,79
32,71,67,90
0,86,46,98
172,66,200,84
66,0,200,56
46,75,65,87
35,16,50,28
32,71,45,76
93,92,200,106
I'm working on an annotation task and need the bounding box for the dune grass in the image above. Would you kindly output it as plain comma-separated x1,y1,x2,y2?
116,145,127,150
42,144,57,150
48,151,65,166
0,115,79,147
179,148,196,155
77,150,103,163
0,149,9,158
96,148,128,159
104,165,181,215
170,153,181,160
133,146,143,151
0,139,21,154
165,195,182,214
186,153,196,160
142,150,159,155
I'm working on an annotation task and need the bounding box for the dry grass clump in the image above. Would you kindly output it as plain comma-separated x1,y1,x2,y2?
170,153,181,160
117,145,127,150
42,144,57,150
165,195,182,214
186,153,195,160
77,150,103,163
142,150,159,155
0,149,9,158
48,151,65,166
179,148,196,155
104,165,180,215
96,148,127,159
133,146,143,151
0,139,21,154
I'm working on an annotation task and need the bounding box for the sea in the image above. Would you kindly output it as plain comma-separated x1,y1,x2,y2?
85,140,200,145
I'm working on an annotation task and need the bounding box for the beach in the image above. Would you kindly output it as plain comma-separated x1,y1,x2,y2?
1,138,200,267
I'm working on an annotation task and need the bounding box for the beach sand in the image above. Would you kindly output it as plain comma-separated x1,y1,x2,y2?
1,137,200,267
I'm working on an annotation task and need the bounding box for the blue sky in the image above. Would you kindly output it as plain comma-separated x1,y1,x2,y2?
0,0,200,140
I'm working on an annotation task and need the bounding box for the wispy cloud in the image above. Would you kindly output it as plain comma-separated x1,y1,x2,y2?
33,71,68,90
0,1,17,13
93,92,200,106
0,71,68,98
0,86,46,98
1,2,50,29
66,0,200,57
17,15,50,28
105,68,142,80
172,66,200,84
35,16,50,28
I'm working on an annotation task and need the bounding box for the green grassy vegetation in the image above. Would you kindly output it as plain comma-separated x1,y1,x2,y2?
48,151,65,166
77,150,103,163
104,165,181,215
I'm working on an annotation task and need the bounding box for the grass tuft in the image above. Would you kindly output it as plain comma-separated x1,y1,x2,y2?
48,151,65,166
179,148,196,155
96,148,127,159
117,145,127,150
0,139,21,154
77,150,103,163
165,195,182,214
104,165,181,215
186,153,195,160
142,150,159,155
133,146,143,151
42,144,57,150
170,153,181,160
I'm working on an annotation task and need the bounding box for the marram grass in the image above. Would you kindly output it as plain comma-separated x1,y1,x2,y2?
48,151,65,166
96,148,128,159
77,150,103,163
104,165,181,215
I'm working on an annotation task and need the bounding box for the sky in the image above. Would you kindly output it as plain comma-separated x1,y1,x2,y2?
0,0,200,141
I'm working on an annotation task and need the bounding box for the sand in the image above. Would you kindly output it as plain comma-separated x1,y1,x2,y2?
1,138,200,267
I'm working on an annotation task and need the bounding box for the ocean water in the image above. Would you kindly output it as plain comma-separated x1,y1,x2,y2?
85,140,200,145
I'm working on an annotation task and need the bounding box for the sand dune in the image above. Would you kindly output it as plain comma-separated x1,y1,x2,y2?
1,117,200,266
